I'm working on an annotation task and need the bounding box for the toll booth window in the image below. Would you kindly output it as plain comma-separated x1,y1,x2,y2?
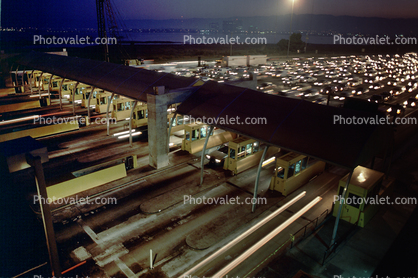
53,81,58,87
238,146,246,160
301,157,308,170
62,84,68,91
117,103,124,111
133,112,136,120
138,110,145,120
178,116,184,125
288,163,295,178
185,131,190,141
200,127,207,138
126,101,131,110
294,160,302,175
93,91,98,98
191,129,199,141
146,110,148,118
230,148,235,159
171,117,177,126
253,142,259,153
277,167,285,179
246,143,253,155
100,97,107,105
347,193,361,209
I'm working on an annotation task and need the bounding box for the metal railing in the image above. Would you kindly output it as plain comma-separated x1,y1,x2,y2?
322,218,359,265
290,208,330,249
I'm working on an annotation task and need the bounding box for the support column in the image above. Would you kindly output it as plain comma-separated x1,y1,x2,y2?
26,154,61,278
167,112,177,152
38,72,44,97
330,171,353,248
129,101,138,147
200,125,214,185
47,75,54,105
147,87,169,169
14,65,19,87
29,69,35,93
106,93,115,136
58,78,64,110
22,68,26,93
72,82,79,116
252,146,270,212
87,87,95,125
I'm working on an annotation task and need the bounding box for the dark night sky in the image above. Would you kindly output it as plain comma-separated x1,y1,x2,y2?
1,0,418,29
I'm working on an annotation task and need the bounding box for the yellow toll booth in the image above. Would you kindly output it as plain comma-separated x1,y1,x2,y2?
333,166,385,227
223,137,279,175
181,123,236,154
269,152,325,196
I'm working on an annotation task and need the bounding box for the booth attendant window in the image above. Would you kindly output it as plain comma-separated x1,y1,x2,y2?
301,157,308,170
238,146,246,160
230,148,235,159
253,142,260,153
117,103,124,111
288,163,295,178
177,115,184,125
246,143,253,155
200,127,207,138
277,167,285,179
185,131,190,141
191,129,199,141
138,110,145,119
294,160,302,175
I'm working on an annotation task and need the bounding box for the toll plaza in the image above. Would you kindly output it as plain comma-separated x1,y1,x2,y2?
2,52,411,278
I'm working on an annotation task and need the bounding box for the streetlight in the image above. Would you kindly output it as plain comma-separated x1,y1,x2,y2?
287,0,295,59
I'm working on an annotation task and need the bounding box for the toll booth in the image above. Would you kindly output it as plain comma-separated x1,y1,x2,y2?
333,166,384,227
269,152,325,196
95,91,113,113
223,137,279,175
169,114,188,133
111,98,136,121
131,103,148,128
181,123,236,154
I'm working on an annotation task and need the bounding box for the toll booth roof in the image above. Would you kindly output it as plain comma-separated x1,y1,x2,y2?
341,165,384,190
278,152,303,162
13,52,200,103
177,80,393,170
0,136,45,157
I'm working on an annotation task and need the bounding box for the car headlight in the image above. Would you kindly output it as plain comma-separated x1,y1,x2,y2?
206,155,210,159
215,159,221,163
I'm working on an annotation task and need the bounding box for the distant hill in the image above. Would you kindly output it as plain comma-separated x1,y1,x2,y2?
124,14,418,36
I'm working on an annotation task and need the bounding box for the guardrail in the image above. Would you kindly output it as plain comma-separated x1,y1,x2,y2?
289,208,330,249
321,218,359,265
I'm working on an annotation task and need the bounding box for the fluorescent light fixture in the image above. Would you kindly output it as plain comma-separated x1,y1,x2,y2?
113,129,136,137
0,115,40,126
262,156,275,167
118,131,142,139
29,93,50,97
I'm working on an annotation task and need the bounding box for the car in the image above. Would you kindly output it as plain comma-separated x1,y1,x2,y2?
205,144,229,166
352,86,370,96
380,91,392,101
257,82,276,90
368,94,384,104
403,97,417,108
312,97,327,105
320,86,336,95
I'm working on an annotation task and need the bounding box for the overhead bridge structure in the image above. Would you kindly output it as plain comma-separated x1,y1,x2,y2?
12,52,393,171
10,52,394,270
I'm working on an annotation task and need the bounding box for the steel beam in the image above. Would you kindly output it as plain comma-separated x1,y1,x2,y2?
252,146,270,213
200,125,214,186
26,154,62,278
106,93,115,135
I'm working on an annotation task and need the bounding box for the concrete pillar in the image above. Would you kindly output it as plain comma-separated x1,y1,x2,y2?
147,87,169,169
